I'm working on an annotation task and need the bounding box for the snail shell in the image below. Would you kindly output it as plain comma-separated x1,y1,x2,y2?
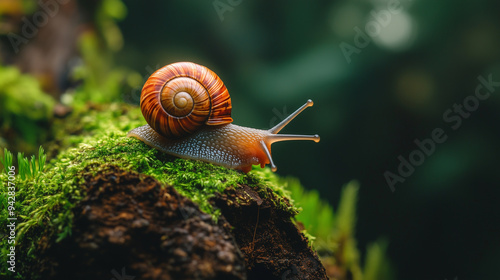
140,62,233,138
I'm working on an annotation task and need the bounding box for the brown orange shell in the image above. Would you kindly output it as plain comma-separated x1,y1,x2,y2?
140,62,233,138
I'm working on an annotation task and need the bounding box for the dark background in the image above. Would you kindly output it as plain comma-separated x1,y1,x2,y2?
3,0,500,278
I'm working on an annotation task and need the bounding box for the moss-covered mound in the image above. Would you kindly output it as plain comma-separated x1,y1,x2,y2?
40,165,247,280
0,103,327,279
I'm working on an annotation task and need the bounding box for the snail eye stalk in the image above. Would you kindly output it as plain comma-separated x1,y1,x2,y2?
262,100,320,171
268,99,314,134
265,100,320,145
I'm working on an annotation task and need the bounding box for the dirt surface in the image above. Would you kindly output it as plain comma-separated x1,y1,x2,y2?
213,184,328,279
37,165,327,279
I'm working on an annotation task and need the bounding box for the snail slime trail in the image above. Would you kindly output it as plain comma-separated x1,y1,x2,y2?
128,62,320,173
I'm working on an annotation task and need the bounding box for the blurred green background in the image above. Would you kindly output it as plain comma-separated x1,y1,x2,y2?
1,0,500,278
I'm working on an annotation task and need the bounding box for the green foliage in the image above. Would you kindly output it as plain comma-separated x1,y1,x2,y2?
0,0,36,18
1,148,13,174
289,180,394,280
0,65,54,120
336,181,359,237
0,65,55,148
70,0,136,105
97,0,127,51
72,32,128,104
364,240,395,280
334,181,363,279
287,177,335,248
16,147,46,181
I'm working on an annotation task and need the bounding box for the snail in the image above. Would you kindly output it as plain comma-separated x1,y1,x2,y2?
127,62,320,173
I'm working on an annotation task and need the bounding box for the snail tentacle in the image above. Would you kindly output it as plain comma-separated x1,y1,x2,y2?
260,140,277,172
264,99,320,145
268,99,314,134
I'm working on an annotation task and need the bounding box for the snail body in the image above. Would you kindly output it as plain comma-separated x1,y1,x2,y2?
127,62,319,173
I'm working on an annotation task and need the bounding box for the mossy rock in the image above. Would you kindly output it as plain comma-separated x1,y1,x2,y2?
1,103,327,279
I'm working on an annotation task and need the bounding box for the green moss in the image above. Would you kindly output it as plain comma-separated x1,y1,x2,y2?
1,146,82,278
0,102,300,278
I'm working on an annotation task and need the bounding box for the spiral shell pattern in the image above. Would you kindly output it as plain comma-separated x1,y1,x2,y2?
140,62,233,138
